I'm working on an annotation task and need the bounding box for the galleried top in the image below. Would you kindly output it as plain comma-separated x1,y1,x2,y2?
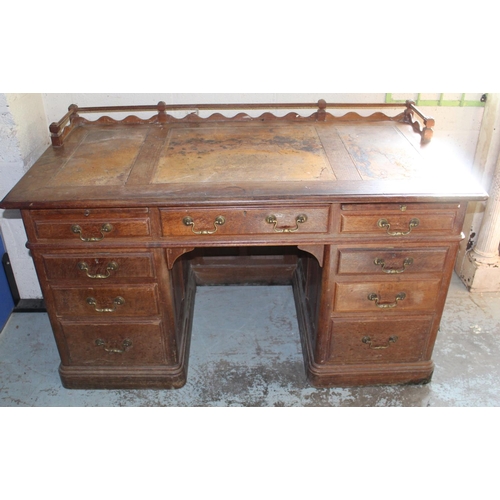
49,99,434,147
0,100,488,209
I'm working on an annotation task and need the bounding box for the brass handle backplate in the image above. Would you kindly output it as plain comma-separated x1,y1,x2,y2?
95,338,132,354
368,292,406,309
266,214,307,233
78,261,119,279
374,257,414,274
377,218,419,236
86,296,125,313
71,223,114,242
362,336,399,350
183,216,225,235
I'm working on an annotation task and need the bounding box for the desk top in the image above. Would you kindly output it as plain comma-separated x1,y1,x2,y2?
1,102,488,209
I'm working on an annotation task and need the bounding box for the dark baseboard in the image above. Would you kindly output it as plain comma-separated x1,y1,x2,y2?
14,299,46,313
2,252,46,313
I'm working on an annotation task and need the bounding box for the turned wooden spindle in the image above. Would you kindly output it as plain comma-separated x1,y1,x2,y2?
157,101,168,123
317,99,327,121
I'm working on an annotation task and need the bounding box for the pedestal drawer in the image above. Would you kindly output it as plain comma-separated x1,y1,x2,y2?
51,284,160,317
333,279,442,313
59,320,167,365
41,252,156,282
337,248,449,275
327,317,432,364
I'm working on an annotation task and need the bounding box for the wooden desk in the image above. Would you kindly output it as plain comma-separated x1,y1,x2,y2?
0,100,487,389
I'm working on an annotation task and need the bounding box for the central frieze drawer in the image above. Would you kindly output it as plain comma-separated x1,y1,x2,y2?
333,280,442,313
31,208,151,242
59,320,167,366
41,252,156,282
159,206,330,236
51,284,160,317
337,248,449,275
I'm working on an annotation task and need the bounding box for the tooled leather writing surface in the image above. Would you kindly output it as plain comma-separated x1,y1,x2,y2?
152,125,336,183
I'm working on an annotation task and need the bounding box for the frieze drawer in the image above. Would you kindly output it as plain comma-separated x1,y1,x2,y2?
339,203,461,237
159,206,330,237
30,208,151,242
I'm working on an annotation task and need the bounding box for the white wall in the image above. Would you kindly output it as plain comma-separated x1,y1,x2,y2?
0,93,486,299
0,93,49,299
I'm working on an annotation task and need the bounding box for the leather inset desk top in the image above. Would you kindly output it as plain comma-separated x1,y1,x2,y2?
153,125,335,183
2,119,485,209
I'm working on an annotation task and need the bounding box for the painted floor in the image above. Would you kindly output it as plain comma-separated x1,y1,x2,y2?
1,273,500,407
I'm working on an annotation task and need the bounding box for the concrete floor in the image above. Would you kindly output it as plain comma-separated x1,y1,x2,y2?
1,273,500,407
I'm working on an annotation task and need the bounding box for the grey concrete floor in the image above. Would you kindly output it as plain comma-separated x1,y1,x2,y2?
1,273,500,406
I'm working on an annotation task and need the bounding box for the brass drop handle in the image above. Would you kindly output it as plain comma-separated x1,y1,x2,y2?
377,218,419,236
95,338,132,354
266,214,307,233
183,216,225,235
368,292,406,309
374,257,414,274
362,336,399,350
86,296,125,313
71,223,114,242
78,261,119,279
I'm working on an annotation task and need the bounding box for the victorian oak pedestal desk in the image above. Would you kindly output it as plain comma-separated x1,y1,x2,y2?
0,100,488,390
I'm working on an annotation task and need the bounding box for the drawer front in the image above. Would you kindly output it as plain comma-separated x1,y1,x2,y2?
327,317,432,364
42,252,156,281
59,320,167,365
337,248,449,275
339,203,460,236
31,208,151,241
334,280,442,313
51,284,160,317
160,206,330,237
